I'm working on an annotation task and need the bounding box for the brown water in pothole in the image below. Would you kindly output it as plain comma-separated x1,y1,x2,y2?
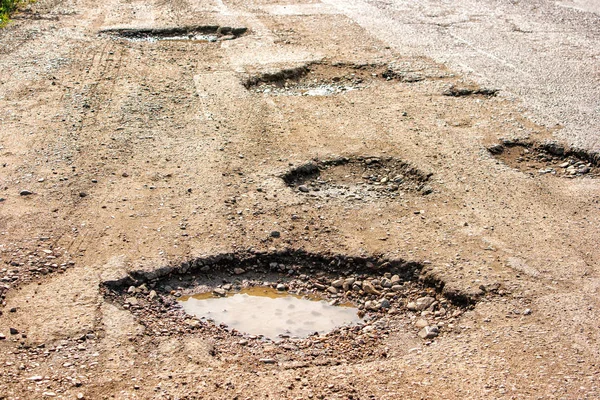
178,287,362,339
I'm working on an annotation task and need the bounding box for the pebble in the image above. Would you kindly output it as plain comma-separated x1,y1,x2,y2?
213,288,226,297
126,297,138,305
415,319,429,329
331,279,344,288
233,268,245,275
28,375,43,381
0,333,4,340
148,290,157,300
298,185,310,193
524,308,532,315
270,231,281,238
414,296,436,311
19,190,33,196
42,392,56,397
276,283,287,291
362,281,380,295
418,325,439,339
259,358,276,364
9,327,18,335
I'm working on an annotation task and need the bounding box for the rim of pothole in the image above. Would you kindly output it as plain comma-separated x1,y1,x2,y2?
281,156,434,201
488,139,600,178
102,250,491,367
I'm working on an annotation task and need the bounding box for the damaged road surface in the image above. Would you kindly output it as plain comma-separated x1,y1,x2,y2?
0,0,599,399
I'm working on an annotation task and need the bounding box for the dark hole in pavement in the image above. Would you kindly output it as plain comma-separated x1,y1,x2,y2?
102,250,483,366
442,84,499,97
243,61,443,96
282,156,434,201
100,25,248,43
489,140,599,178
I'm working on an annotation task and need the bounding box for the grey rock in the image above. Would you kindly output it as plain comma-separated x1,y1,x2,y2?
213,288,227,296
391,285,403,292
19,190,33,196
259,358,277,364
331,279,344,288
276,283,287,291
390,275,401,285
415,296,436,311
148,290,157,300
418,325,439,339
9,327,19,335
270,231,281,238
380,299,391,309
327,286,338,294
298,185,310,193
233,268,245,275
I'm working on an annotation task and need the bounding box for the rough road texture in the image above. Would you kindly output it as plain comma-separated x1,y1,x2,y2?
0,0,599,399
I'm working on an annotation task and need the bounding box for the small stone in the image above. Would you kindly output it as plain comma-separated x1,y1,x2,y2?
406,301,417,311
391,285,403,292
222,284,232,291
233,268,245,275
418,325,439,339
270,231,281,238
19,190,33,196
380,299,391,309
259,358,277,364
127,286,136,293
0,333,5,340
213,288,226,297
415,319,429,329
298,185,310,193
9,327,18,335
148,290,157,300
524,308,532,315
163,285,173,293
276,283,287,291
415,296,436,311
77,394,85,400
390,275,401,284
327,286,338,294
238,339,248,346
122,172,129,177
185,319,200,328
342,278,355,291
28,375,43,381
126,297,138,305
79,192,88,197
362,281,380,295
42,392,56,397
331,279,344,288
380,278,392,288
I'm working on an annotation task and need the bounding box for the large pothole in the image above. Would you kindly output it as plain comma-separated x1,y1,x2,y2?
282,156,433,201
243,61,447,96
99,25,248,43
489,140,599,178
102,250,482,366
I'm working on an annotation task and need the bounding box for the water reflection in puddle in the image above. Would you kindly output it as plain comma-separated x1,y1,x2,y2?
126,34,219,43
178,287,362,340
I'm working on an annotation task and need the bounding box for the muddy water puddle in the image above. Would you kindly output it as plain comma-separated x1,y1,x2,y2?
178,287,361,340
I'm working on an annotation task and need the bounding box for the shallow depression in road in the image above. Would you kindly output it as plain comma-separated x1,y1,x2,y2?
178,287,362,340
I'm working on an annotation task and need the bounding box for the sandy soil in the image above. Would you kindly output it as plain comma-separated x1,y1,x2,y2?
0,0,599,399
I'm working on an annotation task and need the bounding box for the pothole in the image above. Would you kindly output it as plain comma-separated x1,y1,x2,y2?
442,84,499,97
103,251,481,366
489,140,599,178
282,156,433,201
243,61,445,96
99,25,248,43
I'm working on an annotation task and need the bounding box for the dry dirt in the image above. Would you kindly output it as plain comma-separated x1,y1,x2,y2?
1,0,600,399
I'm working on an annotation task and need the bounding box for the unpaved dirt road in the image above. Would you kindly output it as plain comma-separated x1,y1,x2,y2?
0,0,599,399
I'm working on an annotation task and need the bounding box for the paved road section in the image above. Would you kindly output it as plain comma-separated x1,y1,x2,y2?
323,0,600,149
